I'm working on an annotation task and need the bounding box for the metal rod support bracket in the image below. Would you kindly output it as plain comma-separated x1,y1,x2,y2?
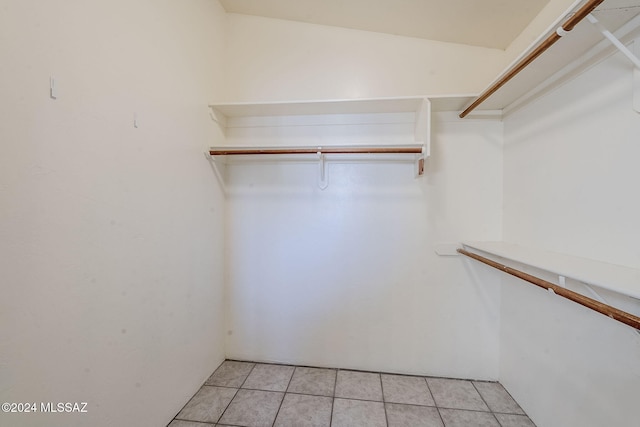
318,151,328,190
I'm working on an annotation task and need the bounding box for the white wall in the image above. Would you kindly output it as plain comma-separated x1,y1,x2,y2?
503,0,578,70
503,51,640,267
0,1,227,426
501,49,640,426
221,13,506,380
224,113,504,379
224,13,507,102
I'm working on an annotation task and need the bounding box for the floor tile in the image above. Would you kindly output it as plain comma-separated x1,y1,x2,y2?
173,361,534,427
382,374,434,406
205,360,255,388
427,378,489,411
287,367,336,396
439,408,500,427
175,386,237,423
473,382,525,415
334,370,383,401
331,398,387,427
218,389,284,427
494,413,536,427
274,393,332,427
168,420,215,427
242,363,295,392
385,403,443,427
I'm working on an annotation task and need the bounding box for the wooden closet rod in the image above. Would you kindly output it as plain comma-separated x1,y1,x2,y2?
209,147,423,156
457,248,640,330
459,0,606,118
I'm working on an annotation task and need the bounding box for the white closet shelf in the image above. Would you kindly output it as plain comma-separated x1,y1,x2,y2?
206,96,466,184
211,97,425,118
208,96,441,165
461,0,640,116
462,241,640,300
210,95,479,117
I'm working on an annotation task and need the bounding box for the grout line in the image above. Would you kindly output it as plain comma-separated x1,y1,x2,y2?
238,362,257,388
426,379,447,427
285,366,298,394
328,396,388,405
213,383,391,404
329,369,339,426
423,377,448,427
224,358,493,382
175,360,533,426
363,399,439,409
492,410,530,415
172,419,216,425
471,381,493,412
281,390,334,398
436,407,506,426
379,373,389,427
214,386,241,425
423,377,438,407
225,358,340,372
215,362,256,425
270,365,295,427
213,384,335,398
220,387,287,394
436,405,495,414
435,407,446,427
496,380,526,415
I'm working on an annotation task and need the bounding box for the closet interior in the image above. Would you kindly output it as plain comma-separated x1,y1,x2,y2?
2,0,639,426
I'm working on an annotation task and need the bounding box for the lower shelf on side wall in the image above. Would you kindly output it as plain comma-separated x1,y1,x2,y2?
462,241,640,300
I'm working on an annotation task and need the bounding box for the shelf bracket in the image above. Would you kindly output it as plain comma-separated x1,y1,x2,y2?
416,156,425,177
208,106,228,135
587,14,640,70
582,283,607,304
581,282,640,336
587,14,640,114
413,98,430,178
204,150,227,192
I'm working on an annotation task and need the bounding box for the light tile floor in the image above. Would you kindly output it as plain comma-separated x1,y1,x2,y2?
169,360,536,427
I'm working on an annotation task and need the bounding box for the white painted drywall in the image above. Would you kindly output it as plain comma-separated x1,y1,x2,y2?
501,49,640,426
0,1,227,426
503,0,578,69
503,50,640,267
221,13,507,380
224,13,507,102
224,113,504,379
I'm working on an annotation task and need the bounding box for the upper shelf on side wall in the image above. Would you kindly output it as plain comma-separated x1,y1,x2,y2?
461,0,640,117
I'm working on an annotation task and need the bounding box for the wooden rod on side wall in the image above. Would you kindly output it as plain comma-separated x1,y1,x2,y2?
209,147,423,156
457,248,640,330
459,0,606,118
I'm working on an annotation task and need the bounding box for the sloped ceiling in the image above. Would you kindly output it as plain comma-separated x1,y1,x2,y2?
219,0,551,49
